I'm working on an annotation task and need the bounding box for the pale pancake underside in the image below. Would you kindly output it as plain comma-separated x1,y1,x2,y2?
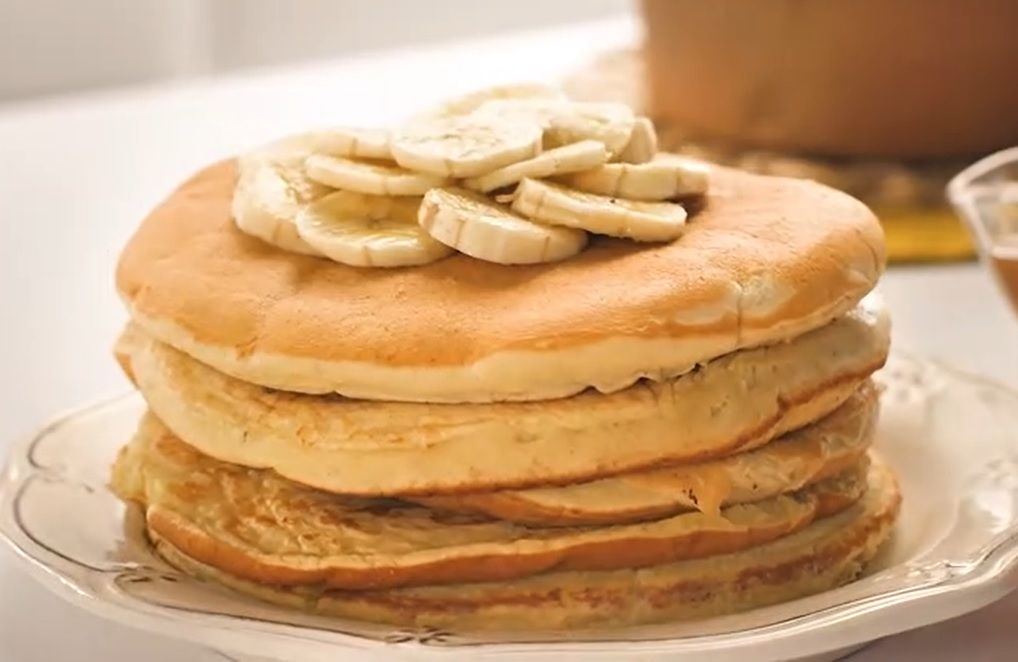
418,383,878,525
148,458,899,630
112,415,871,591
119,298,889,496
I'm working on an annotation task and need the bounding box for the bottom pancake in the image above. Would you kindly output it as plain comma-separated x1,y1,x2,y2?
151,457,899,630
112,415,870,591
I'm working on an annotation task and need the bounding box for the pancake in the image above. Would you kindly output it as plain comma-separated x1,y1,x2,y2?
418,383,876,525
119,297,888,495
149,457,899,630
116,160,883,403
112,414,870,591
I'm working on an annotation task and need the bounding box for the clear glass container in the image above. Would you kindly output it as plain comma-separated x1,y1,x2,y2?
948,146,1018,313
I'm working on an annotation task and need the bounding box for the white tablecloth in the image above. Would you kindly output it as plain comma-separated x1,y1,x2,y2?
0,16,1015,662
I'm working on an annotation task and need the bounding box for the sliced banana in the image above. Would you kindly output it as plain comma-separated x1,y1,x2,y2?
511,178,687,242
423,83,565,119
296,190,453,267
618,116,658,164
305,154,449,196
462,140,608,193
475,99,635,156
392,115,543,178
419,187,587,264
232,135,329,256
310,127,392,160
561,154,710,201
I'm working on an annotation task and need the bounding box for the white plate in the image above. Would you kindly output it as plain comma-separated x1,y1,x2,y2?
2,355,1018,662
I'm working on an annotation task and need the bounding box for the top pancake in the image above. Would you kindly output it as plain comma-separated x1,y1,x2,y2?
117,160,884,402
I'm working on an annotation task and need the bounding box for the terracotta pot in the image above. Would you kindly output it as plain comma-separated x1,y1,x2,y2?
640,0,1018,159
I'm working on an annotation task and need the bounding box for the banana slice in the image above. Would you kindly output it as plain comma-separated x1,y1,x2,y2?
511,178,687,242
419,187,587,265
475,99,635,156
232,135,329,256
462,140,608,193
618,116,658,164
305,154,450,196
392,115,543,178
560,154,710,201
311,127,392,160
296,190,453,267
423,83,565,119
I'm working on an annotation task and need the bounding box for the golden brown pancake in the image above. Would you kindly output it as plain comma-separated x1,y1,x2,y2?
112,414,870,591
419,383,876,525
116,297,887,496
149,457,899,630
116,160,882,402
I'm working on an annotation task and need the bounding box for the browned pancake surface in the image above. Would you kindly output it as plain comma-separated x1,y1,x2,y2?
112,415,871,591
116,160,882,401
150,457,899,629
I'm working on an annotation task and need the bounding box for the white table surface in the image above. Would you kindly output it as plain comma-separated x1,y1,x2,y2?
1,16,1016,662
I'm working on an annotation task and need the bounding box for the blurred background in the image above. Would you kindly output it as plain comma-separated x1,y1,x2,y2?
1,0,627,102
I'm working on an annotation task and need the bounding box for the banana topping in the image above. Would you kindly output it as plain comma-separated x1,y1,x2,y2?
297,191,452,267
232,85,709,266
232,134,331,256
305,154,450,196
561,154,709,201
618,117,658,164
512,178,688,242
392,115,543,178
462,140,608,193
420,188,587,265
474,98,636,156
311,127,393,160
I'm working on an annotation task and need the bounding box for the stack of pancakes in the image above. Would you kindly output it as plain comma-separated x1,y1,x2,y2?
111,151,899,630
